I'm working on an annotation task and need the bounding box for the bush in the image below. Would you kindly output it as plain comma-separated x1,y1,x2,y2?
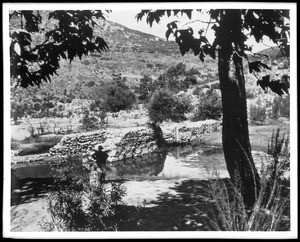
105,79,136,112
267,128,290,179
191,89,222,121
200,166,290,231
148,89,193,123
47,157,126,231
271,96,290,120
136,75,155,102
80,111,99,131
249,104,267,125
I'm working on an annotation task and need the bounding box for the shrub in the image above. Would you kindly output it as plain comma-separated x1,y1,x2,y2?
105,79,136,112
200,166,290,231
271,96,290,120
37,118,50,135
267,128,290,179
11,102,26,124
80,111,99,131
99,110,107,125
249,104,267,125
191,89,222,121
27,123,37,138
136,75,155,102
47,157,126,231
148,89,193,123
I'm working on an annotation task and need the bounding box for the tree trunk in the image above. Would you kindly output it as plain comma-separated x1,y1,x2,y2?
149,122,167,147
218,10,260,208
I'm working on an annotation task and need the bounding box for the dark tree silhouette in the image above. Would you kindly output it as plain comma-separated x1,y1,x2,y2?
137,9,290,208
10,10,110,88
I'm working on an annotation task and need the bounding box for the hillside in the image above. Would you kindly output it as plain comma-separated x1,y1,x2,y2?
10,12,217,104
10,11,289,128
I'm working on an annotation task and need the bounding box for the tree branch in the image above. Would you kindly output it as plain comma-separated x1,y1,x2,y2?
181,19,217,28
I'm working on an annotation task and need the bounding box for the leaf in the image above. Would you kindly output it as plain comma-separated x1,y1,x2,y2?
95,37,109,51
202,44,216,59
182,9,193,19
257,75,289,96
192,39,201,56
199,50,205,62
165,27,173,40
60,50,67,59
136,10,150,22
249,61,271,73
179,43,188,56
167,20,179,30
166,10,172,17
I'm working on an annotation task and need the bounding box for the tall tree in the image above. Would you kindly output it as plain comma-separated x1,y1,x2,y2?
136,9,290,208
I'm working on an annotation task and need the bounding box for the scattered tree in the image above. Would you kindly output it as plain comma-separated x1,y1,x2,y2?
148,89,193,123
192,89,222,121
147,89,193,146
105,79,136,112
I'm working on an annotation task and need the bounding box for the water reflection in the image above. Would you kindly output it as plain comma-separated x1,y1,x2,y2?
158,145,229,179
13,145,229,183
106,150,167,179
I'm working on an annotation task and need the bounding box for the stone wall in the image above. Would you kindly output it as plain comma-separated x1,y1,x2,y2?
49,127,159,163
49,120,222,163
163,120,222,143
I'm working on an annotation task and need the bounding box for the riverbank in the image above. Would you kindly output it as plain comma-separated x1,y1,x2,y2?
9,122,290,232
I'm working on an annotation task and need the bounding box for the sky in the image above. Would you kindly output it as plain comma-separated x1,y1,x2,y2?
4,2,292,52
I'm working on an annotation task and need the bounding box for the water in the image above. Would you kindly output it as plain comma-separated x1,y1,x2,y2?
157,145,228,179
13,145,229,181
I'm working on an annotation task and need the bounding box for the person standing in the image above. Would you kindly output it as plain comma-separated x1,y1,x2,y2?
91,146,109,183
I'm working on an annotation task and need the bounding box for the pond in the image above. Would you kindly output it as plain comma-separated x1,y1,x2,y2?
13,144,229,183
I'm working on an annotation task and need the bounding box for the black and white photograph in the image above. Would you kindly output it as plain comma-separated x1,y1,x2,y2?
2,2,297,239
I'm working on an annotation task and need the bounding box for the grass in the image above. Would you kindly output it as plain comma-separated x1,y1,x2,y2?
199,121,290,153
200,166,290,231
199,127,290,231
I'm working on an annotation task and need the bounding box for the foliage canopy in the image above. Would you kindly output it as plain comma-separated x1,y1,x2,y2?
10,10,110,88
136,9,290,96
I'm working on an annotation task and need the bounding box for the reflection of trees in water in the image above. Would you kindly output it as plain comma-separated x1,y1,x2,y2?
107,150,167,178
168,145,223,159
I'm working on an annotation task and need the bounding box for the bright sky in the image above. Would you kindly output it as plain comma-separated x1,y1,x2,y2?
4,2,292,52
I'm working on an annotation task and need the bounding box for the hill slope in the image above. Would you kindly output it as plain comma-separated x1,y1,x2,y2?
10,11,289,122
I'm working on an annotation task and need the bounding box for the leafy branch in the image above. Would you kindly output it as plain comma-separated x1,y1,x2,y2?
10,10,110,88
